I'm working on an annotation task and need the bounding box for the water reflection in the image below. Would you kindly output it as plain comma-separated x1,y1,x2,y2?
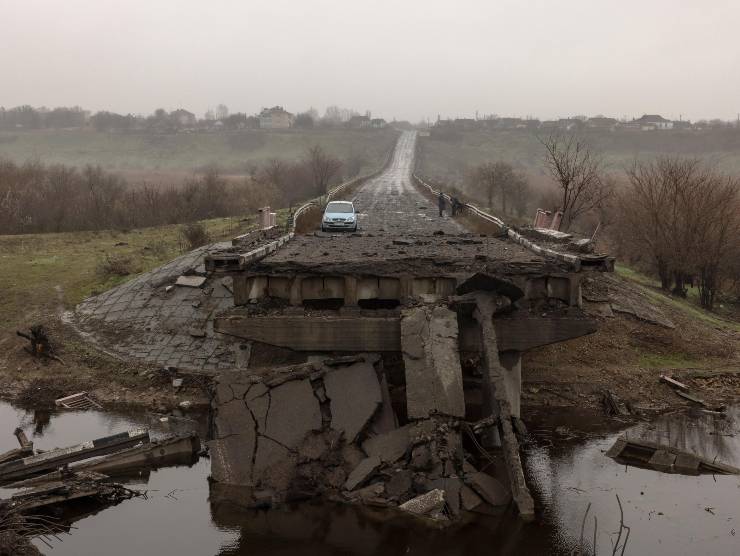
1,400,738,555
210,493,549,556
525,406,740,555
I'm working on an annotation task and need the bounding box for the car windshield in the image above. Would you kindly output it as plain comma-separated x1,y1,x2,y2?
326,202,353,213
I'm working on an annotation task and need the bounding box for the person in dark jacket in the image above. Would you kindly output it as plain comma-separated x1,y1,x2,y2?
438,192,446,217
451,196,461,216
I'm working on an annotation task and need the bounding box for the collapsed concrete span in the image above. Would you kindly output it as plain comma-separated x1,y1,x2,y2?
209,230,599,519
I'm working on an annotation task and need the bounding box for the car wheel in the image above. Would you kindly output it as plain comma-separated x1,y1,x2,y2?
321,225,326,232
352,225,357,232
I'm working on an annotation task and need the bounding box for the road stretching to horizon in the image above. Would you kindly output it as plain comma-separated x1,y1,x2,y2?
345,131,463,235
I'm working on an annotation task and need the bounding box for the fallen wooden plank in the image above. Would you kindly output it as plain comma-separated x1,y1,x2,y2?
676,390,706,406
676,369,740,380
0,446,33,465
0,429,149,483
660,375,689,391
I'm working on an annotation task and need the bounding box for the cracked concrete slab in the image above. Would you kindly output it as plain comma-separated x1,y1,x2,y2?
362,425,412,464
263,379,322,449
401,306,465,419
344,456,381,491
324,362,382,442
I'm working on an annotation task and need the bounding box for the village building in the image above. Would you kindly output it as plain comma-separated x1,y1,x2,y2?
586,116,619,130
258,106,294,129
348,115,371,128
633,114,673,130
170,109,196,128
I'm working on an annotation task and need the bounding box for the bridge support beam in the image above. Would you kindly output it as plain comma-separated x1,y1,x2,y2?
471,291,535,521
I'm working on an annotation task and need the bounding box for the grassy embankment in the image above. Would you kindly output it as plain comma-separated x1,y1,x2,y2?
0,214,294,331
0,128,399,183
615,264,740,334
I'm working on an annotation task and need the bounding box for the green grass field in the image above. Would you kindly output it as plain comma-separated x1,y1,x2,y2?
0,128,398,179
0,213,288,329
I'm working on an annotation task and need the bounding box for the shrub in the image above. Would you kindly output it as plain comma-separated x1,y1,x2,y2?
97,253,138,276
181,221,210,250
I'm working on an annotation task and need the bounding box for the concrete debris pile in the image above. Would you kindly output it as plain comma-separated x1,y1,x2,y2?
209,355,514,522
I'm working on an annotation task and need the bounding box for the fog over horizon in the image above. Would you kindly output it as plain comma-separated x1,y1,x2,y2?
2,0,739,123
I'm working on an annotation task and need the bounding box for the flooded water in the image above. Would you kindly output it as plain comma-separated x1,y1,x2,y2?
1,400,738,555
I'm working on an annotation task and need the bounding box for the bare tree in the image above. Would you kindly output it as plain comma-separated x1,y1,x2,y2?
620,156,740,308
471,162,497,210
470,161,523,215
540,134,610,230
305,145,342,196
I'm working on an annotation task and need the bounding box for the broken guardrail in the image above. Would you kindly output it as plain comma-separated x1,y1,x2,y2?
412,174,614,272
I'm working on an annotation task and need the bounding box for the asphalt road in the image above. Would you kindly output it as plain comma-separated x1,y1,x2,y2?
346,131,463,235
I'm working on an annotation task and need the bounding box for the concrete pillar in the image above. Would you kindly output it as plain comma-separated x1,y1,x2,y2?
344,276,359,306
399,276,413,302
289,276,303,306
232,275,250,306
498,351,522,419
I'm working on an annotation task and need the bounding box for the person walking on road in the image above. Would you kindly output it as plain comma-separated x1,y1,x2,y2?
438,192,446,217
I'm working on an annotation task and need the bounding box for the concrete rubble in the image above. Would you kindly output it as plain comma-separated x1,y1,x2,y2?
401,306,466,419
209,353,528,523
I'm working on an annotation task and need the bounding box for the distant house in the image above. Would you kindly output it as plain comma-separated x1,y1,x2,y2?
586,117,619,130
258,106,294,129
171,109,196,128
633,114,673,130
370,118,387,129
348,115,371,129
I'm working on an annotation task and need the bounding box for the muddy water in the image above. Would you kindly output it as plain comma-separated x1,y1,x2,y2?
1,401,738,555
524,406,740,555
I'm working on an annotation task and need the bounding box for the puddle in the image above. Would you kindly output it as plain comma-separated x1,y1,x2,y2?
1,400,738,554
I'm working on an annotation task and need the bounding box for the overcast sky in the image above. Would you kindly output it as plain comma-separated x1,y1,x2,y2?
2,0,739,122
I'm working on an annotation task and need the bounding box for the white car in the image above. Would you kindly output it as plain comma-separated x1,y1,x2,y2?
321,201,358,232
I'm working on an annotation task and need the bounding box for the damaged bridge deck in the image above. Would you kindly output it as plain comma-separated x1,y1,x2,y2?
73,130,612,524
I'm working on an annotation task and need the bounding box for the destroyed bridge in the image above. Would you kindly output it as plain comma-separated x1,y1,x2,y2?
74,131,614,522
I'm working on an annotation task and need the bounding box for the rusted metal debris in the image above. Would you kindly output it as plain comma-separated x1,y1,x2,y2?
54,392,102,411
606,436,740,475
